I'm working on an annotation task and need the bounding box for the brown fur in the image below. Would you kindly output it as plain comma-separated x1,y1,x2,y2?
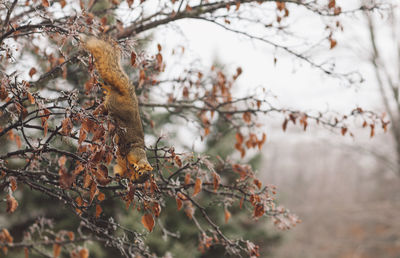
81,35,152,182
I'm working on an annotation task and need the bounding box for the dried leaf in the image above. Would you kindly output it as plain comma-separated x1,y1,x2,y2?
193,177,202,196
79,248,89,258
60,0,66,8
224,208,231,223
9,177,17,192
235,132,243,145
141,213,155,232
95,204,102,218
29,68,37,77
253,179,262,190
184,173,191,185
27,92,35,104
97,192,105,202
243,112,252,124
176,198,183,211
131,52,137,66
6,194,18,213
53,243,61,258
41,0,49,7
253,204,264,218
67,231,74,241
152,202,161,217
328,0,335,8
330,38,337,49
213,172,220,192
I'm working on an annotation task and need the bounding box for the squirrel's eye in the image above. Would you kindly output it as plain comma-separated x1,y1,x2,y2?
138,171,143,176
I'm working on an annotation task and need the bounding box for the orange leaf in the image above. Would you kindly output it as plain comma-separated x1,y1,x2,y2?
193,177,202,196
235,132,243,145
67,231,75,241
341,127,347,136
53,244,61,258
176,198,183,211
328,0,335,8
97,192,105,202
27,92,35,104
41,0,49,7
276,1,285,11
6,194,18,213
152,202,161,217
79,248,89,258
253,204,264,218
224,208,231,223
141,213,155,232
9,177,17,192
184,173,191,185
60,0,66,8
95,204,102,218
243,112,251,124
157,44,162,52
330,38,337,49
253,179,262,190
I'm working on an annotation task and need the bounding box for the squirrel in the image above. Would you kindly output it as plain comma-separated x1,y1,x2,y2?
80,35,153,183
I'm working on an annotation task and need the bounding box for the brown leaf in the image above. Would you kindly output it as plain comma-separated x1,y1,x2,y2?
330,38,337,49
184,173,191,185
95,204,102,218
253,204,264,218
152,202,161,217
78,128,87,144
27,92,35,104
58,155,67,167
53,243,61,258
243,112,251,124
328,0,335,8
193,177,202,196
370,124,375,138
276,1,285,11
97,192,105,202
60,0,66,8
95,165,111,186
235,132,243,145
61,117,73,136
141,213,155,232
157,44,162,52
89,182,99,203
131,52,137,66
176,198,183,211
79,248,89,258
213,172,220,192
59,168,75,189
282,118,288,131
41,0,49,7
224,208,231,223
253,179,262,190
67,231,74,241
127,0,134,7
15,135,21,148
341,127,347,136
2,229,13,243
29,68,37,78
9,177,17,192
6,194,18,213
